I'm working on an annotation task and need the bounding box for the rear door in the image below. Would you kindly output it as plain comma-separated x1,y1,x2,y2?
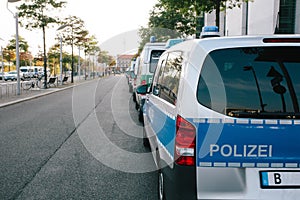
194,45,300,199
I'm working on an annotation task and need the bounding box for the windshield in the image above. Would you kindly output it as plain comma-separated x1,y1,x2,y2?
197,47,300,119
149,50,165,73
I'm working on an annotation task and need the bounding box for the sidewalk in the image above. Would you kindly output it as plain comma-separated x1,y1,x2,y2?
0,76,89,108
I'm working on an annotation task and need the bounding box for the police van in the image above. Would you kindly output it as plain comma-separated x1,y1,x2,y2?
134,41,166,121
137,35,300,199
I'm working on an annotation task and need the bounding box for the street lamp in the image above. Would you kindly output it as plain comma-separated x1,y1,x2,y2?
56,25,68,85
78,46,81,81
7,0,21,95
0,38,4,81
57,24,74,83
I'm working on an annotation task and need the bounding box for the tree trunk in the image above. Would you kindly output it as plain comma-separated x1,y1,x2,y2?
215,0,221,28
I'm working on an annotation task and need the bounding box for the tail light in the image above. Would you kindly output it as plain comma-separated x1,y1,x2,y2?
175,115,196,166
141,80,146,85
263,38,300,43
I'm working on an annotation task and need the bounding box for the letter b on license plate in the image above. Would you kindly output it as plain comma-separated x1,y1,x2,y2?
260,171,300,188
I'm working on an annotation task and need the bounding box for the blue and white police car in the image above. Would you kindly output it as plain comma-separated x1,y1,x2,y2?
137,35,300,199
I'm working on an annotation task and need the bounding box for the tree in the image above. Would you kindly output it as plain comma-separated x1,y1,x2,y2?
97,50,115,66
80,35,99,79
138,26,181,54
148,0,251,38
2,48,15,71
4,35,32,69
57,15,89,82
47,44,60,75
7,35,29,53
17,0,67,88
7,35,32,66
149,2,196,36
198,0,250,28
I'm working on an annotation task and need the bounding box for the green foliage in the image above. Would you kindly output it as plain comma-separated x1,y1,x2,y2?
82,35,99,55
149,2,197,36
58,16,89,47
17,0,67,30
97,51,114,65
138,27,181,53
7,35,29,52
140,0,251,46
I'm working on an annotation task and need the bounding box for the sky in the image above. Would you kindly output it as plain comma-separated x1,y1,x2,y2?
0,0,158,56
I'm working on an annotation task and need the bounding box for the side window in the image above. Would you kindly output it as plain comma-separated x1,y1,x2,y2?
150,50,165,73
153,53,168,96
158,51,183,105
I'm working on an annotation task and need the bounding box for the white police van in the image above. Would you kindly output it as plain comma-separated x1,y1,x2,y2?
137,35,300,199
134,41,166,121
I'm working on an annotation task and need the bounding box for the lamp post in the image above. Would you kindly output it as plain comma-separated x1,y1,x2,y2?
7,0,21,95
57,24,68,85
57,24,74,83
0,38,4,81
78,46,81,81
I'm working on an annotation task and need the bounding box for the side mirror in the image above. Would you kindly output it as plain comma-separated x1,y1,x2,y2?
136,84,150,94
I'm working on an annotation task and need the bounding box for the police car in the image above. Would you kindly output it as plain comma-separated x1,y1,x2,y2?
137,35,300,199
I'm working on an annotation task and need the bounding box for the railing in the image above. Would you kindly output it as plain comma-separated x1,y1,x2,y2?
0,81,32,99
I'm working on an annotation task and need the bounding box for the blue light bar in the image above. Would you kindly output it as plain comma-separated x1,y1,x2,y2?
202,26,219,32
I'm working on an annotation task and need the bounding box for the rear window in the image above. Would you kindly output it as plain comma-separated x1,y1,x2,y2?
150,50,165,73
197,47,300,119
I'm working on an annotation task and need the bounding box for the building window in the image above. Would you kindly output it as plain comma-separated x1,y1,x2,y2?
276,0,296,34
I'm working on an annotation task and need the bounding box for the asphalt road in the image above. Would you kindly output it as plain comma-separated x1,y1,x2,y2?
0,75,158,200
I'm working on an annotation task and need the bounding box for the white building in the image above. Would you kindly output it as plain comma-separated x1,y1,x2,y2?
204,0,300,36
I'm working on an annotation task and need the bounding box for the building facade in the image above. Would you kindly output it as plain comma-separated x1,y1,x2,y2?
116,54,135,72
205,0,300,36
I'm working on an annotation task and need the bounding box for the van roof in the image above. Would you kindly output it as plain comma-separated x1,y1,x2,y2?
144,42,166,47
198,35,300,50
171,35,300,53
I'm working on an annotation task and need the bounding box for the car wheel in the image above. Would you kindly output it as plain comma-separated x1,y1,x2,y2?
129,85,133,93
132,92,136,102
158,170,165,200
143,127,150,148
138,108,143,123
135,101,139,110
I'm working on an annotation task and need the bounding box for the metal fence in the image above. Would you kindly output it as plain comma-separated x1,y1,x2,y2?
0,81,32,99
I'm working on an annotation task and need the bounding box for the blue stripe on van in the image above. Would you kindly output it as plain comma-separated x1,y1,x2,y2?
193,118,300,168
146,101,176,158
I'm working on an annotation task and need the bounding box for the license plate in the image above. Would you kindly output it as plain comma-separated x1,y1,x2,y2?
260,171,300,188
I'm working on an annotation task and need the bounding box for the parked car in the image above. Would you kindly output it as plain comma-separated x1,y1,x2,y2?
127,60,136,93
132,56,140,102
0,72,7,80
137,35,300,200
4,71,18,81
20,66,44,79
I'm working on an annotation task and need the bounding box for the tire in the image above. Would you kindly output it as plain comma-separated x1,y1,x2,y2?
138,108,143,122
36,80,44,88
135,101,139,110
132,92,136,102
21,81,32,90
143,127,150,148
129,85,133,93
